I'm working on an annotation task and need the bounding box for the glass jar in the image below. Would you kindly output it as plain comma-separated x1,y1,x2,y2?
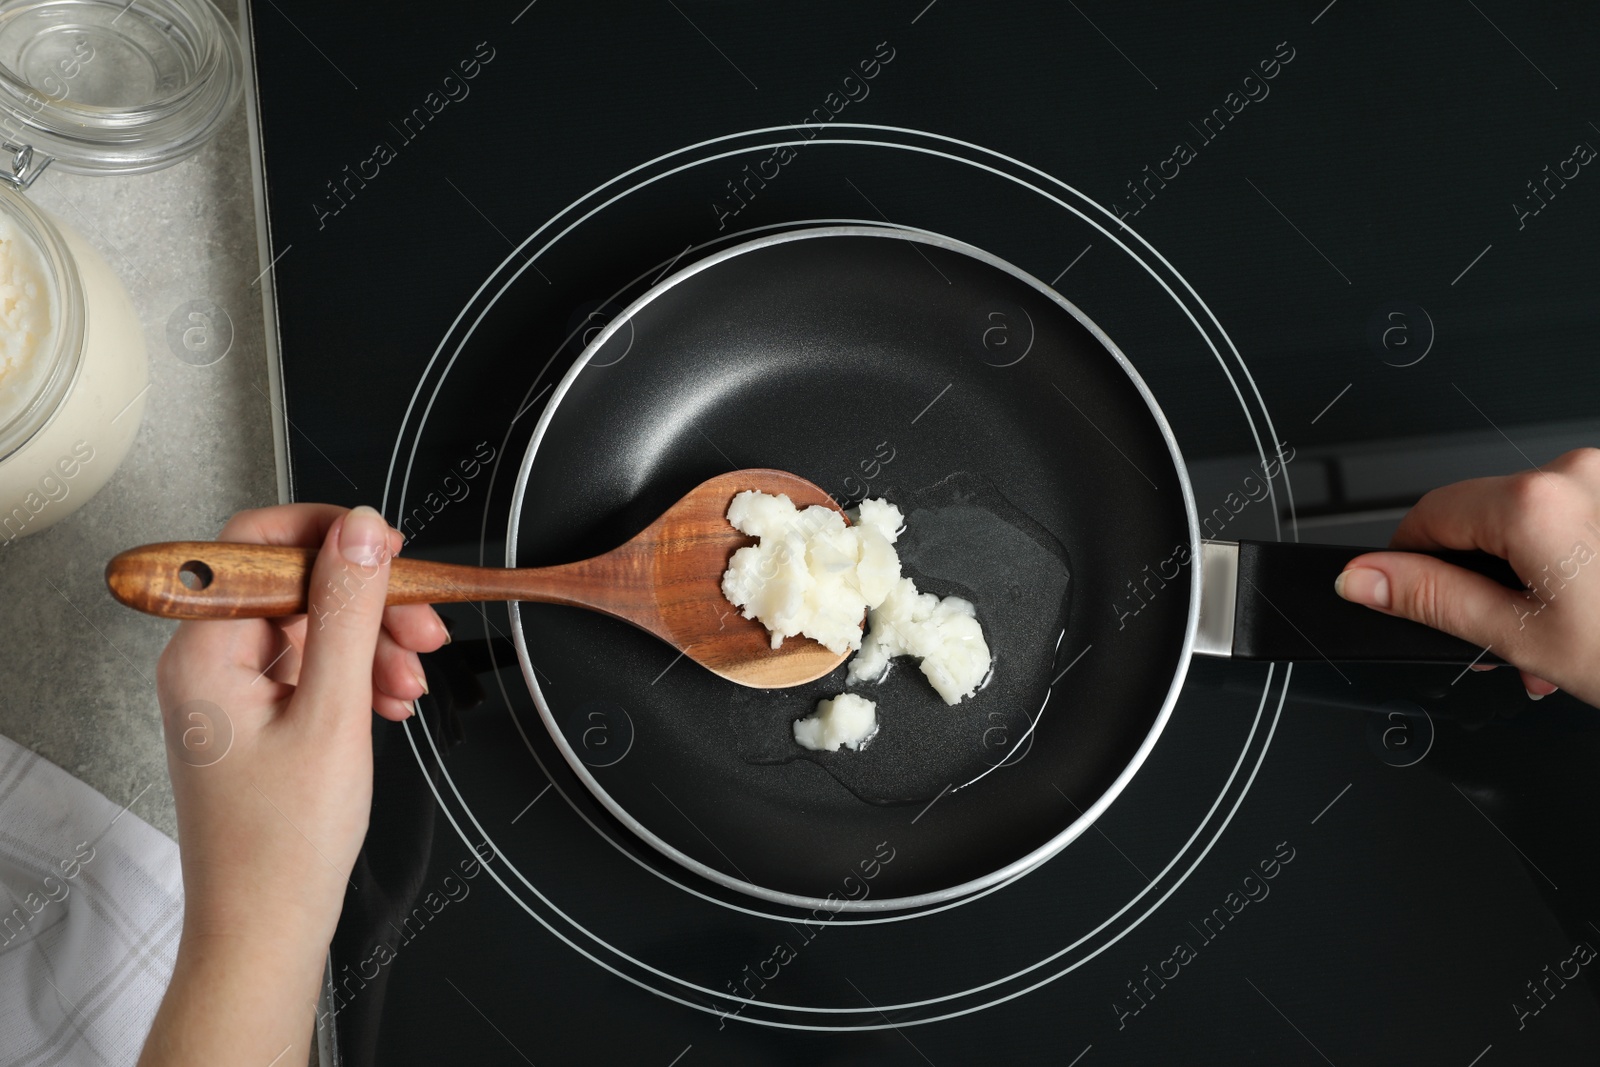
0,185,145,542
0,0,241,541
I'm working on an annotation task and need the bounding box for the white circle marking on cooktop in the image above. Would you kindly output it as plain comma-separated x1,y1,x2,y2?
383,125,1293,1026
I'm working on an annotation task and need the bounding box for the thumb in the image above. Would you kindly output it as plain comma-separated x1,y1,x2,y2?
294,505,394,721
1335,551,1531,657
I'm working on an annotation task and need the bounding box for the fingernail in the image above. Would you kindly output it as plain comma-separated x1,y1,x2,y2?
340,506,388,567
1526,688,1545,701
435,610,452,645
414,669,429,696
1335,567,1390,610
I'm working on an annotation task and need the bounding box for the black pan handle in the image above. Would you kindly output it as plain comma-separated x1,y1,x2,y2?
1203,540,1523,664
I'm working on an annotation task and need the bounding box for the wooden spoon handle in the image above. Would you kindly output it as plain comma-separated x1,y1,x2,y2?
104,541,553,620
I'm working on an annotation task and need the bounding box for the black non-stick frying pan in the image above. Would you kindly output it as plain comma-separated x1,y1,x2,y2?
507,225,1514,912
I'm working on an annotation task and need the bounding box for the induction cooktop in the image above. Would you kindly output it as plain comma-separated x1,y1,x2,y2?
244,2,1600,1062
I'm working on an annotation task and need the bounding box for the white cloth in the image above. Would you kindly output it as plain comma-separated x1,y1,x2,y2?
0,734,181,1066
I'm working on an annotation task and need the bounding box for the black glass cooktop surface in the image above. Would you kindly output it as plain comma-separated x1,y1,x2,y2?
248,2,1600,1063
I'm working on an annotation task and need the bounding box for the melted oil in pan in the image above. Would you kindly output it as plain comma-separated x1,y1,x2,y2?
732,472,1075,805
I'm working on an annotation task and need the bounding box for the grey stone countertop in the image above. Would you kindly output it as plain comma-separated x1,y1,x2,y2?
0,18,277,843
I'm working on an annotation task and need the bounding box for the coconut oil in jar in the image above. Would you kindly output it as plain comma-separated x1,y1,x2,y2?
0,0,244,541
0,186,146,542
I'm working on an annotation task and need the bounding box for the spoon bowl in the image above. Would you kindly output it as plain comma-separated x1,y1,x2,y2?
104,469,850,688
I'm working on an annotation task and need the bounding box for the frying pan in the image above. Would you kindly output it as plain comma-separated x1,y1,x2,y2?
508,225,1513,912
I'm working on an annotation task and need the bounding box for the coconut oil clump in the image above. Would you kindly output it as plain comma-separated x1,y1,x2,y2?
0,217,54,426
846,577,989,705
720,491,991,710
721,491,902,656
792,693,878,752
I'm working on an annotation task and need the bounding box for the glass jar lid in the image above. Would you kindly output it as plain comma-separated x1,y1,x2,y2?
0,0,243,175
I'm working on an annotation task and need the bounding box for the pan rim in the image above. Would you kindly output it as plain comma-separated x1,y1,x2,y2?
507,223,1203,912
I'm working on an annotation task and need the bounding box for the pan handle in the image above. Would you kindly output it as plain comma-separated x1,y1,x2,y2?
1195,539,1523,663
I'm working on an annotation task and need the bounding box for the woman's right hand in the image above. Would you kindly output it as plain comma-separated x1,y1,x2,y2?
1335,447,1600,707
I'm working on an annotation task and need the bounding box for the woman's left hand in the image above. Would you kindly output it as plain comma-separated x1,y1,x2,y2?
139,503,447,1066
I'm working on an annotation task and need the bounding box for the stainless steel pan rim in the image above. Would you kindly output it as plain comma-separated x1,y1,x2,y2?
506,223,1203,912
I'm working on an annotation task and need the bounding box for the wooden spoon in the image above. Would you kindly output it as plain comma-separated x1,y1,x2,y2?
104,469,849,688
